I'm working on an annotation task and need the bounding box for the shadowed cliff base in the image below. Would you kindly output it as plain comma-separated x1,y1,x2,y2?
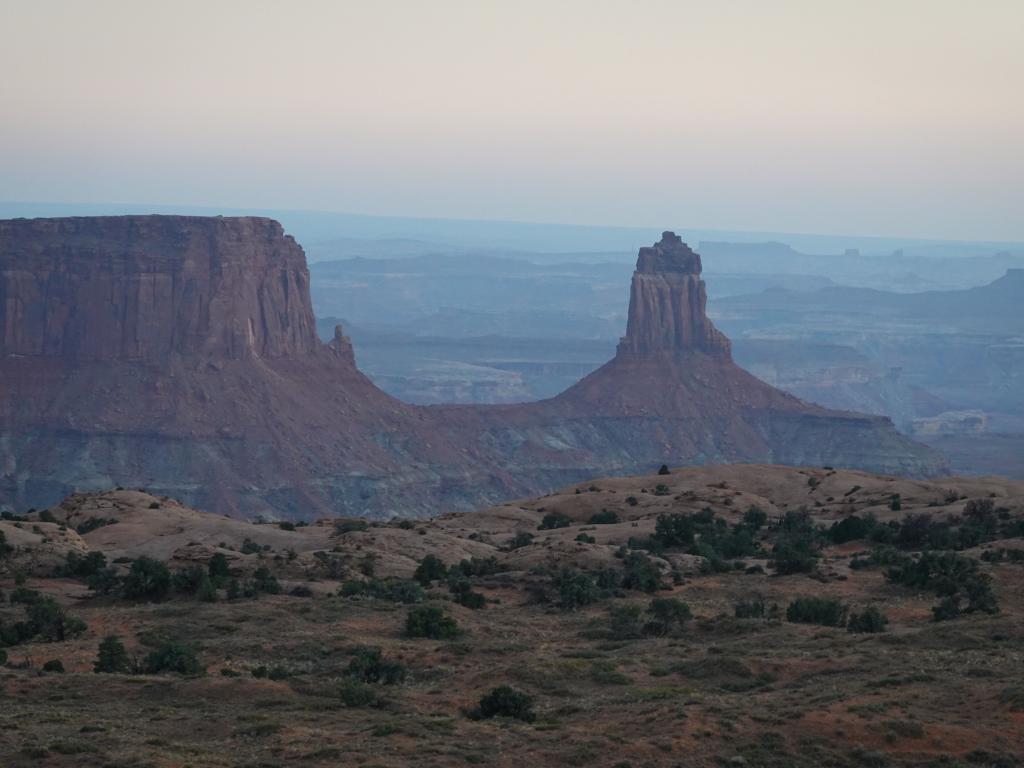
0,217,946,518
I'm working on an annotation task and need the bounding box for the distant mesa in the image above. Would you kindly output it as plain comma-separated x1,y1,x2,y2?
0,216,947,518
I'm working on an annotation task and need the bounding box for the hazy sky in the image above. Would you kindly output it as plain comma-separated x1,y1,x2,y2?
2,0,1022,240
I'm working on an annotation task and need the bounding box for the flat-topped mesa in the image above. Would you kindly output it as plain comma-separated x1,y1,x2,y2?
616,231,731,360
0,215,321,362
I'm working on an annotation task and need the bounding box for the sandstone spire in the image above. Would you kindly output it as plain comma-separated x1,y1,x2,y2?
615,231,731,359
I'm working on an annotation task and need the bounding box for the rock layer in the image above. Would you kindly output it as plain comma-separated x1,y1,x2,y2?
0,216,318,361
0,216,947,518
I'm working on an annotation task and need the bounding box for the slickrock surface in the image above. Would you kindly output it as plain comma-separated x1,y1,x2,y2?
0,217,946,518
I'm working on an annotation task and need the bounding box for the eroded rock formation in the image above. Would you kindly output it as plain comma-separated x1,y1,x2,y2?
0,216,947,518
617,231,730,359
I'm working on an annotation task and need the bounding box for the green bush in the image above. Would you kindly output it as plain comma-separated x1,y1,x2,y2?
538,512,572,530
786,597,848,627
575,533,596,544
42,659,64,673
827,515,875,544
653,484,671,496
589,510,619,525
644,597,691,636
508,531,534,550
474,685,535,722
742,506,768,531
413,554,448,585
885,551,998,615
449,577,486,609
94,636,130,674
405,606,459,639
208,553,231,582
62,551,108,578
123,557,172,601
252,566,282,595
557,569,600,610
142,641,204,676
25,598,87,642
345,647,407,685
847,605,888,633
734,595,767,619
607,604,644,639
621,552,662,592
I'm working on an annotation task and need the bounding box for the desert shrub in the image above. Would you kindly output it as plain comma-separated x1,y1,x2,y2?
252,566,282,595
61,550,108,579
621,551,663,592
650,513,691,548
644,597,691,636
289,585,313,598
86,567,120,595
890,494,902,512
405,606,459,639
847,605,888,633
42,659,64,673
786,597,848,627
26,598,87,642
339,681,383,707
575,533,596,544
123,557,172,601
885,551,997,615
653,484,671,496
240,538,261,555
208,552,231,582
626,496,639,506
413,554,448,585
455,556,503,577
589,510,619,525
172,565,208,594
226,579,242,600
345,647,407,685
196,576,218,602
735,595,767,619
607,603,645,639
333,519,369,535
658,464,671,475
593,568,622,590
509,531,534,550
827,515,875,544
538,512,572,530
449,577,486,609
473,685,535,722
278,521,295,531
768,511,821,575
743,506,768,530
0,529,11,557
556,569,600,610
143,641,204,676
94,636,130,674
9,587,43,605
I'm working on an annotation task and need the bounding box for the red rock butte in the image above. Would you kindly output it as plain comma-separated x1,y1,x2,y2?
0,216,947,518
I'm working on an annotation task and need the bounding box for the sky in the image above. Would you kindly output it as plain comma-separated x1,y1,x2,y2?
1,0,1022,241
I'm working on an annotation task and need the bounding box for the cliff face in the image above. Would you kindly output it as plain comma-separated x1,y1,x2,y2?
0,217,947,518
616,232,731,359
0,216,319,361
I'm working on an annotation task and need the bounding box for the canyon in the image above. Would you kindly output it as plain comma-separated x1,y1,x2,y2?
0,217,945,519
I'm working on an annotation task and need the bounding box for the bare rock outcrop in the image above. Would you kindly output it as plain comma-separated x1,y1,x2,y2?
617,231,731,359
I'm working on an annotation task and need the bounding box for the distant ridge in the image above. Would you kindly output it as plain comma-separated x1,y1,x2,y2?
1,216,946,518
